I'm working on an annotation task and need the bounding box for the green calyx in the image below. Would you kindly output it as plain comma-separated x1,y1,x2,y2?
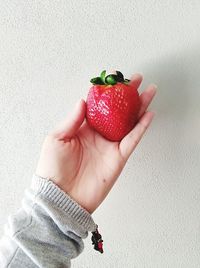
90,70,130,85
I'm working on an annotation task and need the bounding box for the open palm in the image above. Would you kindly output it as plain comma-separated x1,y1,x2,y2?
36,74,156,213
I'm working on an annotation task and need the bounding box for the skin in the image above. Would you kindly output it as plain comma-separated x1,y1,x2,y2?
35,74,157,214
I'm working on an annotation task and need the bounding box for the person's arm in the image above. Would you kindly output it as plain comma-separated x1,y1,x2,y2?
0,74,156,267
0,174,97,268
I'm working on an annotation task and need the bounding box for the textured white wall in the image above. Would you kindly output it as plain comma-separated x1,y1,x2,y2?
0,1,200,267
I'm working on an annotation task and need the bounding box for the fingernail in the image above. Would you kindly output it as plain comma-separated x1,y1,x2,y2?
150,83,158,89
146,84,157,95
131,73,143,80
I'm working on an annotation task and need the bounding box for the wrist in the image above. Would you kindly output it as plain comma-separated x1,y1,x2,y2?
31,174,97,234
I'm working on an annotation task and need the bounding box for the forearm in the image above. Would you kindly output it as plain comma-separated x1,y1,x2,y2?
0,174,97,268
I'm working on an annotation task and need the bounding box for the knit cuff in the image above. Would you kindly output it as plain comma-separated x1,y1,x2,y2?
30,174,97,233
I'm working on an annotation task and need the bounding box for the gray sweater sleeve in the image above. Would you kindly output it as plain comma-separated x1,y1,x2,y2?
0,174,98,268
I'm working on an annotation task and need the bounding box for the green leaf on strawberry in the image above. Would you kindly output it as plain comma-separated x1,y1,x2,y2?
100,70,106,84
116,71,124,82
90,77,104,85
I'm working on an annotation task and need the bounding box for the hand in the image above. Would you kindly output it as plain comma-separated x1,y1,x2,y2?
35,74,156,214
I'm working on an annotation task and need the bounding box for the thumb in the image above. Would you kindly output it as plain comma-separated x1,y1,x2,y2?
51,99,86,140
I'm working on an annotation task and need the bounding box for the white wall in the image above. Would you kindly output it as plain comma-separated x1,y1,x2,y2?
0,1,200,267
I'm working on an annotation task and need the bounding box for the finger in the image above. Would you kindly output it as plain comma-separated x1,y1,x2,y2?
119,111,155,160
138,84,157,118
51,99,86,140
129,73,143,90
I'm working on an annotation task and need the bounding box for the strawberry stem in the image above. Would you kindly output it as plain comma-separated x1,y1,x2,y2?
90,70,130,85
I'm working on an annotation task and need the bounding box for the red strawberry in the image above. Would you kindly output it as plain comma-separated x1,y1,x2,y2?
86,70,141,141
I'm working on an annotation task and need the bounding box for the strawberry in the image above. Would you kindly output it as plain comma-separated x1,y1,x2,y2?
86,70,141,141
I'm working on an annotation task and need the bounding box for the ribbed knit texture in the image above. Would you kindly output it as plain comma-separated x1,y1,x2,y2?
31,174,97,232
0,174,98,268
